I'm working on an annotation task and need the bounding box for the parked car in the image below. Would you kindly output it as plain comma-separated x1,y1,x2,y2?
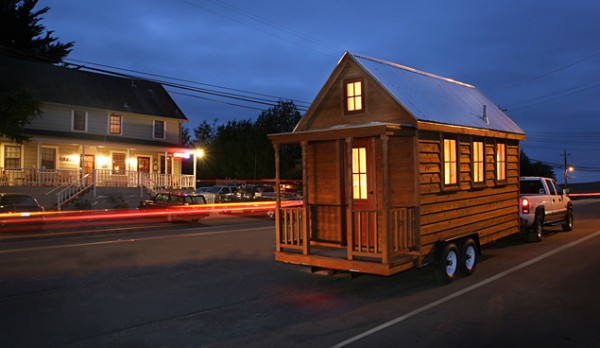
202,185,239,204
0,193,45,231
138,191,209,222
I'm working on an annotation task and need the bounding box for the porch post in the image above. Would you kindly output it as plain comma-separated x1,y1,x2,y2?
301,141,309,256
345,137,354,261
274,143,281,252
381,134,390,265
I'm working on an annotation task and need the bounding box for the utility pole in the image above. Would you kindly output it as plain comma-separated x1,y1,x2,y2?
561,148,571,190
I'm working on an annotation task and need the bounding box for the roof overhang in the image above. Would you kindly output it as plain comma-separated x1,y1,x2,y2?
270,122,415,144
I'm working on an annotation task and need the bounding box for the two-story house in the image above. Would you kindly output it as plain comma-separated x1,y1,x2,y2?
0,55,196,208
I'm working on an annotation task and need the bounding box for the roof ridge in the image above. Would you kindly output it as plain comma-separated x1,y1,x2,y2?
349,52,475,88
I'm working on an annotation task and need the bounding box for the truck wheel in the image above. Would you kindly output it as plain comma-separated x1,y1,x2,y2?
435,243,459,284
562,209,573,232
459,238,478,276
529,214,543,242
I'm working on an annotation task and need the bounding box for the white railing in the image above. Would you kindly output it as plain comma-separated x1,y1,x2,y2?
0,168,81,186
56,173,93,210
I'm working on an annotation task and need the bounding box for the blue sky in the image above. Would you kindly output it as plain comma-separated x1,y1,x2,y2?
42,0,600,183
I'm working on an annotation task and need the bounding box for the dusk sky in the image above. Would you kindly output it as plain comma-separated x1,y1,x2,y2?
41,0,600,183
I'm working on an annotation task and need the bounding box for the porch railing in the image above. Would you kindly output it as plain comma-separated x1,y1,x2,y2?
56,173,93,210
276,205,419,262
0,168,81,186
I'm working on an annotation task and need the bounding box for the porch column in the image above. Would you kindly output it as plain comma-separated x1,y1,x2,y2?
381,134,390,265
345,137,354,261
301,141,309,256
274,143,281,252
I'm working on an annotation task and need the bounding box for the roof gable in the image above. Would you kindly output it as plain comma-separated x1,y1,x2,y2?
348,52,524,135
0,55,187,120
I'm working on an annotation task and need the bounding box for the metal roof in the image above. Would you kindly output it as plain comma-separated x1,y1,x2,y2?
349,52,525,135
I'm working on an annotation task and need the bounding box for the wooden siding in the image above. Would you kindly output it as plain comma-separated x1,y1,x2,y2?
418,131,520,252
300,62,416,132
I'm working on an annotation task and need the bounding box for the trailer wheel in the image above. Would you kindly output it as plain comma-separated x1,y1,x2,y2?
458,238,478,276
529,214,543,242
435,243,459,284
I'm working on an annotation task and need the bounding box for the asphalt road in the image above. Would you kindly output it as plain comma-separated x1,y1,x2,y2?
0,200,599,347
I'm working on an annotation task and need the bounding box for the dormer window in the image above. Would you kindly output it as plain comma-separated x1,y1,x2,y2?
344,78,364,113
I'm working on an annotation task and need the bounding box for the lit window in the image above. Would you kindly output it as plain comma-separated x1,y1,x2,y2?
109,114,122,135
72,110,87,132
41,147,56,170
352,147,368,199
473,141,484,183
444,138,457,186
345,79,363,113
496,143,506,181
4,145,21,168
153,120,165,139
112,153,126,174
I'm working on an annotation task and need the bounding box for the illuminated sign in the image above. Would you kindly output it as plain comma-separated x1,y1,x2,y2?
173,152,190,159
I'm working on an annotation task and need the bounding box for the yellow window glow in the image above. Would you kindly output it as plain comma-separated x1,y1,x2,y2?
352,147,367,199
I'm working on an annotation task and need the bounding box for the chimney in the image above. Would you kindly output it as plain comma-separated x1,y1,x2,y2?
483,105,489,124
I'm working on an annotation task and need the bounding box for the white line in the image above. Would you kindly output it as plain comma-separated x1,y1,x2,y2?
331,230,600,348
0,225,270,254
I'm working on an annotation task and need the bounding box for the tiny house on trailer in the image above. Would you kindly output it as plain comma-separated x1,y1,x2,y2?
269,52,526,282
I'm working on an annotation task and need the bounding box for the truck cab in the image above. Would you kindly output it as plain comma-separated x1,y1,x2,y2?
519,176,573,242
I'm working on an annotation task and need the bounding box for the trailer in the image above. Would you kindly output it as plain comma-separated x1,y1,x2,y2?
269,52,526,282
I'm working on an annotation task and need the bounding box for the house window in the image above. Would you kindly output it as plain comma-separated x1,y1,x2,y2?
72,110,87,132
496,142,507,182
352,147,368,199
345,79,363,113
153,120,166,139
109,114,122,135
472,141,485,184
41,147,57,170
160,155,172,174
4,145,22,168
112,153,126,174
443,138,458,186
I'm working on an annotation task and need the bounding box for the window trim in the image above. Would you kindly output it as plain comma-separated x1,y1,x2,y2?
442,136,459,190
495,141,507,184
72,109,88,132
153,120,166,139
2,144,24,169
344,78,365,114
472,139,486,187
40,146,58,170
108,114,122,135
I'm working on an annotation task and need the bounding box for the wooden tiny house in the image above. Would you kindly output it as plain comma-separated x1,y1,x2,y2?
269,52,526,280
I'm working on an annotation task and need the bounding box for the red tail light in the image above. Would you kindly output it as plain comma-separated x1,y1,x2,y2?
521,198,530,214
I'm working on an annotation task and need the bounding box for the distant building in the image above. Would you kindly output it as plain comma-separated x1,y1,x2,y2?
0,55,195,207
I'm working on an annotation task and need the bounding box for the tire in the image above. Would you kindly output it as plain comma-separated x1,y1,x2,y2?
529,213,543,242
459,238,478,276
435,243,459,284
562,208,573,232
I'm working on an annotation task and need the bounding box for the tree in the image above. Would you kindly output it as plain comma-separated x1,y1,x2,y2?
0,0,73,63
0,84,41,142
520,151,555,179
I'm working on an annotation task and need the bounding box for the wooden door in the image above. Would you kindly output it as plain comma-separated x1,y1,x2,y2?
138,157,150,173
82,154,94,184
352,139,376,249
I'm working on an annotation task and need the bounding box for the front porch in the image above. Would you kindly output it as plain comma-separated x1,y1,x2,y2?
275,205,422,276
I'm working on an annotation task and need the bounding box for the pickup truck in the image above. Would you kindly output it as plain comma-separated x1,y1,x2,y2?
519,176,573,242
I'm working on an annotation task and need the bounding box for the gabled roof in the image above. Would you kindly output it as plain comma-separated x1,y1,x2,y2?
348,52,524,135
0,55,187,120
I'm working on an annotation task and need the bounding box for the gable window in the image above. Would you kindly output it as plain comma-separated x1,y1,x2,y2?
109,114,122,135
496,142,507,182
153,120,166,139
41,147,57,170
345,79,364,113
4,145,22,168
472,140,485,184
72,110,87,132
352,147,368,199
443,138,458,186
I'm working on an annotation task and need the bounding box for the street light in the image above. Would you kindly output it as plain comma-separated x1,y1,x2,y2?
193,148,205,190
564,166,574,192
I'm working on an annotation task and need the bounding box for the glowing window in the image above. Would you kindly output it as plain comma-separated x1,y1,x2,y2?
496,143,506,181
352,147,368,199
444,139,457,186
112,153,126,174
473,141,484,183
109,114,122,135
345,79,363,113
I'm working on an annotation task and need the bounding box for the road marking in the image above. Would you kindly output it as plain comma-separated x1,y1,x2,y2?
331,230,600,348
0,225,270,254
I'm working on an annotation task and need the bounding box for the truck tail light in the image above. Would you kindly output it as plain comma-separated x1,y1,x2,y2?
521,198,530,214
